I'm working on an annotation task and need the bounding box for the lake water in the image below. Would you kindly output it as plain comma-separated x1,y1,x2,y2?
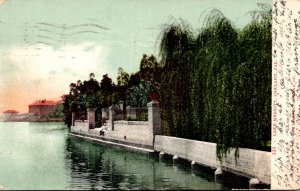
0,122,240,190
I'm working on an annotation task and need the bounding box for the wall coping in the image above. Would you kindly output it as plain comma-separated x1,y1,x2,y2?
74,120,88,123
156,135,270,154
156,135,216,146
113,120,148,125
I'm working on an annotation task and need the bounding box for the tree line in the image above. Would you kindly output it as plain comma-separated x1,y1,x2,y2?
63,55,162,127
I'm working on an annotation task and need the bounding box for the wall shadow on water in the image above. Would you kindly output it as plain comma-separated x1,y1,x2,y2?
64,137,232,190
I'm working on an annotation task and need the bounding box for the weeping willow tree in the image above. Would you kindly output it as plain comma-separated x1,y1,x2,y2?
158,5,271,161
159,21,197,139
233,3,272,151
191,10,240,160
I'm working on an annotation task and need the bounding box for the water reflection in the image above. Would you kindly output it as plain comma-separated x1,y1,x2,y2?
65,137,229,190
0,122,234,190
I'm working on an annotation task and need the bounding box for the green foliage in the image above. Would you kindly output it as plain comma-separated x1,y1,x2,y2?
127,81,152,107
158,5,271,161
63,73,103,127
117,68,130,87
159,20,197,139
127,54,162,108
63,56,161,127
48,104,64,118
193,10,240,160
136,111,148,121
99,74,114,107
62,95,72,128
139,54,162,84
127,110,148,121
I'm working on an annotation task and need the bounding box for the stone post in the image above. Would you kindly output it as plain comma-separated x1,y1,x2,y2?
87,108,96,129
214,167,223,183
71,112,75,126
119,101,124,110
191,161,196,169
249,178,260,189
107,106,115,131
101,108,108,119
159,151,164,160
147,100,162,145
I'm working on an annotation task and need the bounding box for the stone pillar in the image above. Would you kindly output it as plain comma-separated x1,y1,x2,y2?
147,101,162,141
87,108,96,129
119,101,124,110
107,106,115,131
71,112,75,126
101,108,108,119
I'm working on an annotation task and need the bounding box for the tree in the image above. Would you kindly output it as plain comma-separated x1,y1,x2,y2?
62,95,72,128
48,104,64,118
117,68,130,87
126,54,162,108
63,73,102,127
159,21,195,139
127,81,152,107
234,6,272,149
114,68,131,118
192,10,240,160
99,74,114,107
139,54,162,84
158,5,271,161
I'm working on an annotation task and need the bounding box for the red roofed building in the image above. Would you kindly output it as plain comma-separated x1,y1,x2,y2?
29,99,58,118
2,110,19,121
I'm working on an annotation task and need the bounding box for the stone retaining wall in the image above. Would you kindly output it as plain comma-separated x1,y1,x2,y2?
154,135,271,185
71,101,271,186
109,120,153,148
71,120,154,149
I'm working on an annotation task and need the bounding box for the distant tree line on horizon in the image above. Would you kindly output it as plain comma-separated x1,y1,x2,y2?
63,4,272,161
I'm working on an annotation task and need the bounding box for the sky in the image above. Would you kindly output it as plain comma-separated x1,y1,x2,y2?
0,0,271,113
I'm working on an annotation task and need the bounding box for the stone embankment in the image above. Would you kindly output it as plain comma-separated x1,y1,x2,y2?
69,100,271,188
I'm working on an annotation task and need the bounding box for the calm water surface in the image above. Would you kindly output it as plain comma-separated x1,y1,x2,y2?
0,122,235,190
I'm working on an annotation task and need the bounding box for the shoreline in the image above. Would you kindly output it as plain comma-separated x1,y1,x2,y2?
69,125,271,189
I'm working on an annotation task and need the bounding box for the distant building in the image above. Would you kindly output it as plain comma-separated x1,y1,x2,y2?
28,99,59,118
2,110,19,121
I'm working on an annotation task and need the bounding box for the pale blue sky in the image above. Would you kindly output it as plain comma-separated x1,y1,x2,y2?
0,0,271,112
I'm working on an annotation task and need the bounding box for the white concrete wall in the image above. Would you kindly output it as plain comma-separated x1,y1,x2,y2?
71,120,153,148
154,135,271,185
222,147,271,185
110,120,153,147
71,123,90,134
154,135,219,168
74,120,88,128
